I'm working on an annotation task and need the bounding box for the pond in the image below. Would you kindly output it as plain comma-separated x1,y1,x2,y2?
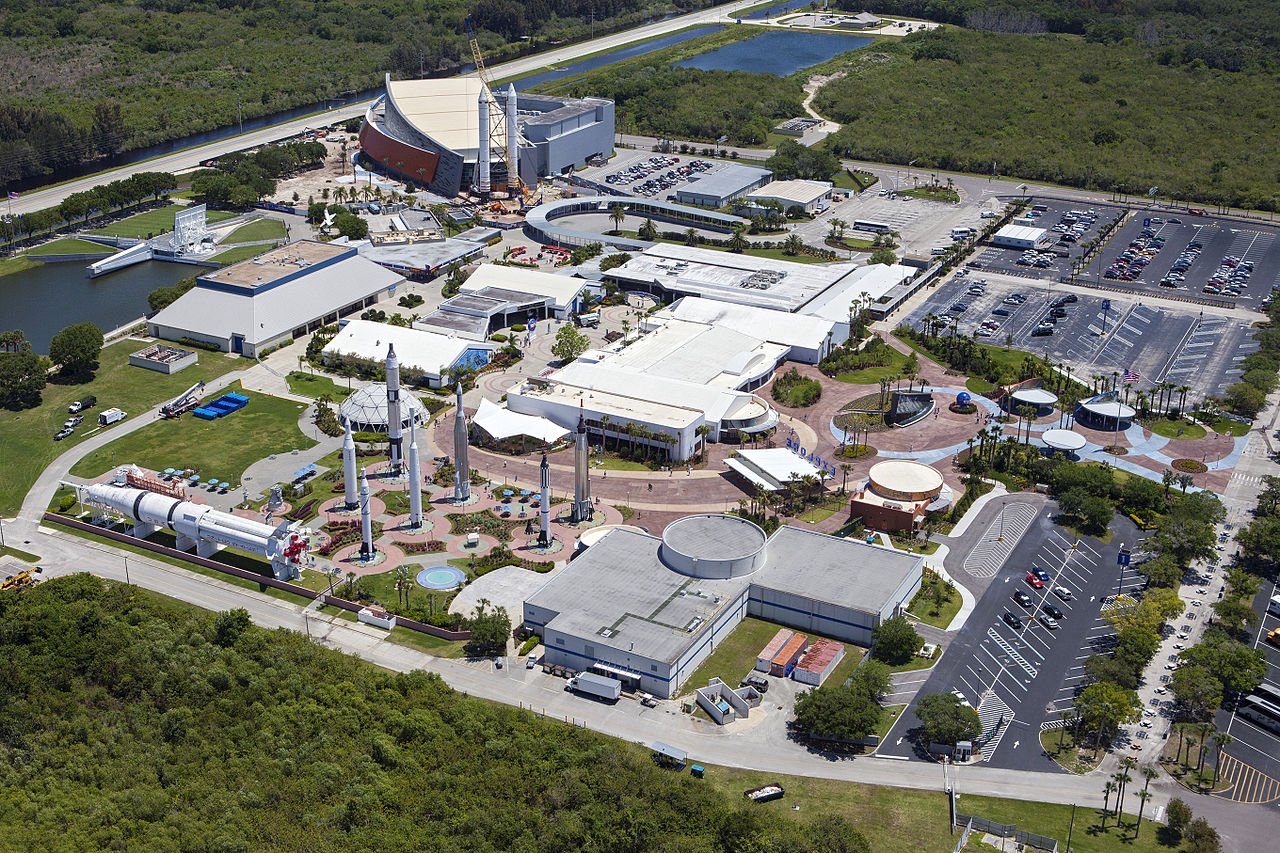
516,25,726,91
0,259,196,354
742,0,818,19
674,30,872,76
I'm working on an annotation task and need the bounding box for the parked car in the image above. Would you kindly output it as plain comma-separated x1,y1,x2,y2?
64,415,83,428
1032,567,1051,582
1025,572,1044,589
1013,590,1033,608
1040,615,1060,630
53,427,74,441
526,655,539,669
1002,611,1024,629
1043,603,1064,620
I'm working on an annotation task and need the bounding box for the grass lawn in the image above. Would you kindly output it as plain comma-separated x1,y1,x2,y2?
890,536,942,556
223,218,287,243
26,238,112,256
894,330,1033,380
285,371,353,401
208,244,273,266
905,573,961,630
1146,417,1206,440
833,348,910,385
70,381,314,485
885,652,939,674
0,544,42,562
0,255,41,278
700,764,1166,853
965,376,997,396
823,644,866,689
593,457,652,472
1195,412,1250,437
900,186,961,204
1039,727,1104,774
0,340,244,515
875,704,905,742
682,617,792,696
89,204,236,238
797,495,847,524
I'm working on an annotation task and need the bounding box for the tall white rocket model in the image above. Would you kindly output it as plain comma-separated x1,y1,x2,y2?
477,89,491,196
452,383,471,502
537,452,551,547
342,421,358,511
407,417,423,528
572,403,591,522
359,466,375,561
505,84,519,191
385,343,404,473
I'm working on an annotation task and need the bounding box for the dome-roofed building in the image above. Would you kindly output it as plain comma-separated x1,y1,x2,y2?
338,383,428,434
848,459,952,532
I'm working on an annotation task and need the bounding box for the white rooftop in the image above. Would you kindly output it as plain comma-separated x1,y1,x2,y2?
385,76,508,158
461,263,588,310
727,448,825,491
613,244,860,313
658,297,835,352
546,360,764,425
799,263,916,323
1012,387,1059,406
598,317,786,390
995,224,1047,244
322,320,476,380
150,256,402,348
1042,429,1087,451
747,179,832,206
472,398,569,443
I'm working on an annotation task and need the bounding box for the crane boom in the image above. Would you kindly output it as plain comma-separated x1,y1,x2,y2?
465,17,525,198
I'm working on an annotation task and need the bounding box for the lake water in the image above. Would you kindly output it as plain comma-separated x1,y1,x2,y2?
674,30,872,75
515,25,725,91
742,0,817,19
0,260,197,354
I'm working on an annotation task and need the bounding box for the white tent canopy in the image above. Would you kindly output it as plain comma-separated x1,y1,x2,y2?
473,398,570,443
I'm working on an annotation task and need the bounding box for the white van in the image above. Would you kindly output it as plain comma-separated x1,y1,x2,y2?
1269,595,1280,617
951,227,973,240
98,408,127,426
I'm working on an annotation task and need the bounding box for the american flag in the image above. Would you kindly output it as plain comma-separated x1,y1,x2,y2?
6,191,18,200
1122,369,1141,383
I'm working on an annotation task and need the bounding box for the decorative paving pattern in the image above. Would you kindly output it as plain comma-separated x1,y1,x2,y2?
962,502,1038,578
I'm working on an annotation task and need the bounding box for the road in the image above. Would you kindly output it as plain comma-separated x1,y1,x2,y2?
5,0,763,219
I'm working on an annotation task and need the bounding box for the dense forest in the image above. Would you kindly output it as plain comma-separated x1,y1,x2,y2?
0,575,874,852
841,0,1279,72
0,0,725,186
818,29,1280,210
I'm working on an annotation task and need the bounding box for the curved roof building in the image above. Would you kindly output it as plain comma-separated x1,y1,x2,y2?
339,383,428,434
359,75,614,198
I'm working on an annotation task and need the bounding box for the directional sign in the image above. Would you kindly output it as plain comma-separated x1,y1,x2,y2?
1102,299,1112,311
1117,550,1131,566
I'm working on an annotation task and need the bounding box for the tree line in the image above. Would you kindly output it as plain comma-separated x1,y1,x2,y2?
0,574,874,852
0,171,175,248
0,323,104,409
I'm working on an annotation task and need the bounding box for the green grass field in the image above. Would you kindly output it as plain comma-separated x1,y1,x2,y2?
899,186,960,204
0,340,244,515
223,218,287,243
26,238,112,256
69,381,313,484
833,347,910,385
700,764,1166,853
906,573,962,629
0,255,40,278
1146,417,1206,440
89,204,236,239
0,544,42,562
208,244,273,266
285,371,352,401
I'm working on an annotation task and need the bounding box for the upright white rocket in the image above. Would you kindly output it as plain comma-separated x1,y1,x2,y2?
572,403,591,522
342,421,358,511
538,452,551,547
452,383,471,502
477,90,491,195
505,84,519,191
407,417,423,528
359,466,374,561
385,343,403,473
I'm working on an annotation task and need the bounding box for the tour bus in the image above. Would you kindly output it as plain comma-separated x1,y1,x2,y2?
852,219,891,234
1238,696,1280,734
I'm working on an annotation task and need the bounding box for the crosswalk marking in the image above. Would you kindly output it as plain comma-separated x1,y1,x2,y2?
978,690,1015,761
987,627,1039,678
962,502,1038,578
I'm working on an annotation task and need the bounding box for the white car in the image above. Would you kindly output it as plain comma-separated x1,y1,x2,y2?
1053,586,1073,601
1040,615,1059,630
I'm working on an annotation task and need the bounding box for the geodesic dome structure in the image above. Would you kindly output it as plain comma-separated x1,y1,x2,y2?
338,383,428,434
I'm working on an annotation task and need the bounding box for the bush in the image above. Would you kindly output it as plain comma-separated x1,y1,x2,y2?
510,323,526,333
489,333,508,343
178,337,223,352
770,367,822,407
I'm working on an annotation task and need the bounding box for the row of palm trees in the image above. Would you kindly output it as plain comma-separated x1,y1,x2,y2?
738,475,827,520
1098,756,1158,837
596,415,680,462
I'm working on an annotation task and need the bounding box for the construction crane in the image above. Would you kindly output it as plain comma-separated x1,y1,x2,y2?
465,17,526,198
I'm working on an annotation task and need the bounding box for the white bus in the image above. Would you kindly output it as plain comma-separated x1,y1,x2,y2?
852,219,892,234
1239,696,1280,734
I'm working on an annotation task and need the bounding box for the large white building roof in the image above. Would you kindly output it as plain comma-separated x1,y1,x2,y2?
613,244,860,313
321,320,478,381
799,263,917,323
747,179,832,207
658,297,835,352
385,76,508,158
595,317,786,390
149,255,401,348
461,263,588,311
994,224,1047,244
547,360,763,426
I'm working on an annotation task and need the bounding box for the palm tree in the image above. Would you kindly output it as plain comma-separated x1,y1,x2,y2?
727,224,748,253
1161,468,1175,498
394,564,411,608
1211,731,1234,787
1177,473,1194,493
1195,721,1214,777
1132,789,1152,839
638,218,658,241
1177,384,1190,415
609,203,627,235
782,233,805,256
600,415,612,452
1101,780,1117,829
1115,757,1135,820
1184,733,1198,773
839,463,853,494
684,227,699,247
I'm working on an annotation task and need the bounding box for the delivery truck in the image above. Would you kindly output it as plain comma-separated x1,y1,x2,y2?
565,672,622,702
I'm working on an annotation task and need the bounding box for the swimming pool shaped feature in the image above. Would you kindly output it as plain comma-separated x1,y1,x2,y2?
416,566,467,590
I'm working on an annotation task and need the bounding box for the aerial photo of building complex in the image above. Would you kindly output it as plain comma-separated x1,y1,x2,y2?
2,0,1279,849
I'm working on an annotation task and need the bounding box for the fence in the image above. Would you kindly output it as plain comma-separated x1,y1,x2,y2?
46,513,472,642
954,814,1058,852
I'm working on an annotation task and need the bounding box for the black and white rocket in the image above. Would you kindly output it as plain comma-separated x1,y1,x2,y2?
385,343,403,473
342,420,358,511
359,466,374,561
407,415,423,528
572,402,591,522
452,382,471,502
538,452,551,547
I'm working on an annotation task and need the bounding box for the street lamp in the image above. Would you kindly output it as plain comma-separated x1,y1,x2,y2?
123,554,132,586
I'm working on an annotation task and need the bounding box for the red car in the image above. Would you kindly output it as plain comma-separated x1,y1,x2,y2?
1025,571,1044,589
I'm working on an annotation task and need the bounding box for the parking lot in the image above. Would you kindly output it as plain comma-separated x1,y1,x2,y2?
1214,576,1280,804
576,149,725,199
971,200,1126,280
1080,213,1280,308
905,272,1259,401
879,512,1139,771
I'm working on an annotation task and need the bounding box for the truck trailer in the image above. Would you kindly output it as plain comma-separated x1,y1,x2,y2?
565,672,622,702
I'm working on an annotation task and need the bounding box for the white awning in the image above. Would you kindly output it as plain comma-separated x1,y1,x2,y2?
473,398,570,443
725,457,781,491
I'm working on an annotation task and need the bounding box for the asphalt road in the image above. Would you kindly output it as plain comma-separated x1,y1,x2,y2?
6,0,764,218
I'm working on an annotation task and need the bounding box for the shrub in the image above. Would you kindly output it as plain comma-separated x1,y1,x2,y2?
771,367,822,407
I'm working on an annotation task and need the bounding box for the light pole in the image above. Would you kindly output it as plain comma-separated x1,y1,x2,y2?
123,554,132,586
998,501,1006,541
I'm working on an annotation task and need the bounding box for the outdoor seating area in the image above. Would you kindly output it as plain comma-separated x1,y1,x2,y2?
161,468,235,494
193,392,251,421
495,488,538,519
